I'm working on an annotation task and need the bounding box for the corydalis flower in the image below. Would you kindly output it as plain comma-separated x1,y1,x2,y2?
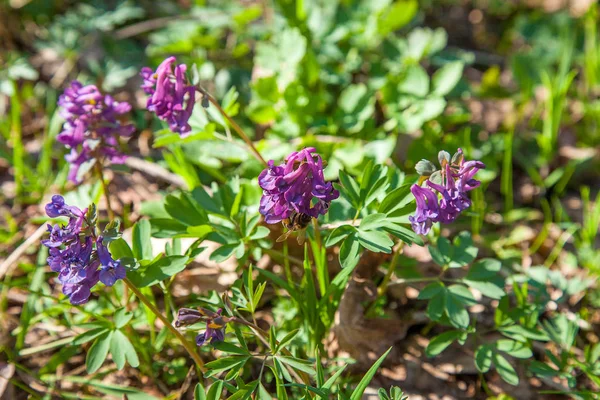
58,81,134,183
41,195,125,304
140,57,196,135
175,308,228,347
258,148,339,224
409,149,485,235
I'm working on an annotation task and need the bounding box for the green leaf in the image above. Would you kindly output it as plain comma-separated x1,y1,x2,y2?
277,356,316,375
418,281,445,299
212,341,251,356
210,242,244,262
249,226,270,240
356,229,394,253
206,380,224,400
165,193,209,226
463,279,505,300
110,330,126,370
377,0,417,36
275,329,300,354
466,259,501,280
428,245,448,267
339,234,361,269
445,287,471,329
425,330,464,357
496,339,533,359
73,327,110,346
132,219,153,260
426,292,446,321
113,308,133,329
432,61,464,96
474,344,493,373
338,171,361,208
529,361,560,377
494,353,519,385
500,325,548,341
379,184,413,215
205,356,250,378
86,331,113,373
127,255,189,287
447,285,477,305
194,383,207,400
109,238,134,259
359,213,388,231
322,365,347,392
325,224,356,247
398,65,429,97
186,225,213,239
350,347,392,400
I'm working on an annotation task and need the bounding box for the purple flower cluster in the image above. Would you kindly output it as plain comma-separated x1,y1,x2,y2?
140,57,196,135
42,195,126,304
58,81,134,183
409,149,485,235
258,148,339,224
175,308,227,347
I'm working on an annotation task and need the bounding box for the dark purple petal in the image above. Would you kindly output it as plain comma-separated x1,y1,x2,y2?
258,148,338,224
195,332,207,346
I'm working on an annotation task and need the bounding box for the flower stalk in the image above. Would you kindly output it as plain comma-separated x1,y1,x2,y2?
197,87,268,166
124,278,207,373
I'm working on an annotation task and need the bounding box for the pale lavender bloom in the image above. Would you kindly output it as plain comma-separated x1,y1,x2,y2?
57,81,134,183
258,148,339,224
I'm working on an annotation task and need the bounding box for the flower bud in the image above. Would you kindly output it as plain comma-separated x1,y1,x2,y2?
415,159,437,176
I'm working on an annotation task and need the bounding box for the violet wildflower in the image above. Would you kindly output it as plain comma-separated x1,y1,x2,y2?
258,147,339,224
41,195,126,304
140,56,196,135
96,237,126,287
175,308,228,347
57,81,134,183
409,149,485,235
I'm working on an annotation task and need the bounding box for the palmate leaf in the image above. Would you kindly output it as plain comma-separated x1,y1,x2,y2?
127,255,189,287
110,329,139,370
86,331,113,373
339,233,361,269
204,356,250,378
425,330,465,357
132,219,152,260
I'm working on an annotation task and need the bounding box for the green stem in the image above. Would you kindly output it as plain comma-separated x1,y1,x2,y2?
365,242,403,316
94,163,115,221
230,315,310,386
199,88,268,166
124,278,206,373
282,241,293,286
10,82,24,199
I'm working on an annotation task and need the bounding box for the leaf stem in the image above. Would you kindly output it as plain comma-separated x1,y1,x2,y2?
94,162,115,221
123,278,206,373
365,242,403,316
197,87,268,166
230,315,311,386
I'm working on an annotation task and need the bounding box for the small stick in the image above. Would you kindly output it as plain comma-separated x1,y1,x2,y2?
0,224,46,280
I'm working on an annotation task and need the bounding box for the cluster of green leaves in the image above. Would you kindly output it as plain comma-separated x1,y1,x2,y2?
74,308,139,373
191,324,394,400
326,162,422,269
140,178,268,265
419,233,503,330
419,232,596,391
